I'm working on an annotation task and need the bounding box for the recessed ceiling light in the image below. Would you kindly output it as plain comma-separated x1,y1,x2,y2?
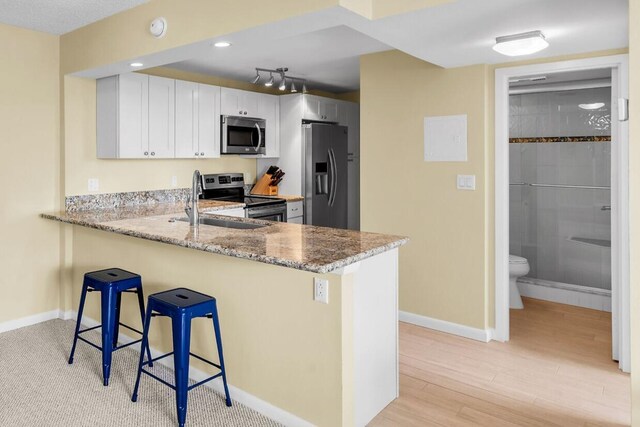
493,30,549,57
130,62,144,68
579,102,605,110
214,41,231,48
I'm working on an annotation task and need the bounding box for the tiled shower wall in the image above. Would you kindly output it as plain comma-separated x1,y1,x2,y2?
509,88,612,290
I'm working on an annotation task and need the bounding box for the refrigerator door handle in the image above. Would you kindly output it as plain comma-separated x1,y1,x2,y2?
327,149,333,205
329,148,337,206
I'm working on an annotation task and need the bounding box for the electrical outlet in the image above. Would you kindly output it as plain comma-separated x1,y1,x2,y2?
314,278,329,304
171,175,178,188
88,178,99,192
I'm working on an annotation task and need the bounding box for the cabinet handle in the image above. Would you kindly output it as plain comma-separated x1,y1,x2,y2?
195,152,199,156
151,152,155,156
200,152,205,156
144,151,149,156
239,110,243,114
244,111,248,115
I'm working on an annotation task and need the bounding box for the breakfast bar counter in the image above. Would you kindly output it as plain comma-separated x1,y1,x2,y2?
43,202,407,427
42,204,407,274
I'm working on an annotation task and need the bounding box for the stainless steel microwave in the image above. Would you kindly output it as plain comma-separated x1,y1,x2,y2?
221,115,266,155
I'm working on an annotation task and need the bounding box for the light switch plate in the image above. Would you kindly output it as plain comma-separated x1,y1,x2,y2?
171,176,178,187
457,174,476,190
88,178,99,192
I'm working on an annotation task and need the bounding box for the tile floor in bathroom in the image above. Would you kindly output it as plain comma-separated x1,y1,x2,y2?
370,297,629,426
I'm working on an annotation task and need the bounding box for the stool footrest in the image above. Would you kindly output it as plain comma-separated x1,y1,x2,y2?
77,336,102,351
113,338,143,351
141,369,176,391
78,325,102,334
139,351,224,392
188,372,223,391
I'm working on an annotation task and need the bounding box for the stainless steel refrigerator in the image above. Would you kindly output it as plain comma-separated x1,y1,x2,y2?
302,123,348,229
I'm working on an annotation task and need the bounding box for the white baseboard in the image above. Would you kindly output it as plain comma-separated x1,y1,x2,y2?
0,309,64,334
62,312,314,427
399,310,492,342
517,278,611,312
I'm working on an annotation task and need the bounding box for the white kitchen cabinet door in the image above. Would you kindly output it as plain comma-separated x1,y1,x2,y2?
221,87,261,117
148,76,175,158
117,73,149,158
337,101,349,126
260,93,279,157
198,84,220,158
175,80,199,158
303,95,338,122
288,216,303,224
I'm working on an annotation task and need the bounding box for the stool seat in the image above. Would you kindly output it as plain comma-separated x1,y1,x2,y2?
85,268,140,287
132,287,232,427
151,288,214,310
68,267,152,386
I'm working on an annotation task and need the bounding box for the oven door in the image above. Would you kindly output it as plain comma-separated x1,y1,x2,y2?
221,116,266,155
247,205,287,222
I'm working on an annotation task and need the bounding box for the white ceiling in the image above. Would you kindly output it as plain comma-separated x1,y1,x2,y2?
167,26,391,93
164,0,627,92
0,0,148,35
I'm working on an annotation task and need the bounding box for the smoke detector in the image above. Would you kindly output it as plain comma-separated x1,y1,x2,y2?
150,17,167,38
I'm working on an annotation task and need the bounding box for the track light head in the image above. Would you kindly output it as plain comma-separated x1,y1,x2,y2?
290,81,297,93
278,75,286,91
251,71,260,84
265,73,274,87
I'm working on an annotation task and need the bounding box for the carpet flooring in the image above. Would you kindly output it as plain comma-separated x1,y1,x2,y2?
0,319,282,427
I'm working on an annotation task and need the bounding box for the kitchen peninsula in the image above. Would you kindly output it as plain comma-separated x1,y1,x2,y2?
42,198,407,427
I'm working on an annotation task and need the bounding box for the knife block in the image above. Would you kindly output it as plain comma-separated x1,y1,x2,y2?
251,173,279,196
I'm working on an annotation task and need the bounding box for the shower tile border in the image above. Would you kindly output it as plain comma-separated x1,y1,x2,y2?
509,136,611,143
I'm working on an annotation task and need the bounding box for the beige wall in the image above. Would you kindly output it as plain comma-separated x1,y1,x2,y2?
0,23,61,322
629,0,639,422
361,51,490,328
360,48,630,332
72,226,351,426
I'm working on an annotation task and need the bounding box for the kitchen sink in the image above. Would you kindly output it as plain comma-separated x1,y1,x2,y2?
174,217,267,230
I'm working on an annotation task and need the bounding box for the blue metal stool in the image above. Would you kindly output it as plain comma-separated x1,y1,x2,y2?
68,268,153,386
132,288,232,427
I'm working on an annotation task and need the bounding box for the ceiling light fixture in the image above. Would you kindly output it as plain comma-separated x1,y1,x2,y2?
579,102,605,110
130,62,144,68
214,41,231,48
251,67,308,93
265,73,275,87
493,30,549,57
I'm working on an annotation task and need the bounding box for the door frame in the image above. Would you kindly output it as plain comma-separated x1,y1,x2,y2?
493,55,630,372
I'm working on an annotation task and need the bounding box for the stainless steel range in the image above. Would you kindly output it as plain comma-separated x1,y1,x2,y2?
200,173,287,222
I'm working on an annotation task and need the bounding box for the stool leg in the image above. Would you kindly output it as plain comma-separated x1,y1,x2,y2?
100,286,117,386
172,313,192,427
132,304,153,403
211,302,232,407
68,282,89,364
112,291,122,349
136,285,153,367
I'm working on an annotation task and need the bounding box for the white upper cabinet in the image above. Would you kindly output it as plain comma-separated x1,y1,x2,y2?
98,73,149,159
220,87,262,117
197,84,221,158
148,76,175,158
303,95,339,122
175,81,220,159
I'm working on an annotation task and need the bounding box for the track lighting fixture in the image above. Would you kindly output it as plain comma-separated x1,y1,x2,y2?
251,67,308,93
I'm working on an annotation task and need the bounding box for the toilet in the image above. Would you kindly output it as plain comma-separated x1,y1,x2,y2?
509,255,530,309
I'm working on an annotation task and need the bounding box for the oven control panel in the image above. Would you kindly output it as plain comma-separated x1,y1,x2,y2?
202,173,244,190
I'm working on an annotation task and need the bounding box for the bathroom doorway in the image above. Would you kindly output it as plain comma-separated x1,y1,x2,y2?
494,55,629,372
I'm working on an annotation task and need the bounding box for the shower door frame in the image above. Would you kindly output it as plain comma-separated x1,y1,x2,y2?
494,55,630,372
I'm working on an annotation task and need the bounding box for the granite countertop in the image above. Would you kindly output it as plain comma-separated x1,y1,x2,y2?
42,203,407,273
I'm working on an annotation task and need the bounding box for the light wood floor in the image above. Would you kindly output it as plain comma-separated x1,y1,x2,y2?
370,297,630,426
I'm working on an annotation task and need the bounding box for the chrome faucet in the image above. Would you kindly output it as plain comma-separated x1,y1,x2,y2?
185,170,202,226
